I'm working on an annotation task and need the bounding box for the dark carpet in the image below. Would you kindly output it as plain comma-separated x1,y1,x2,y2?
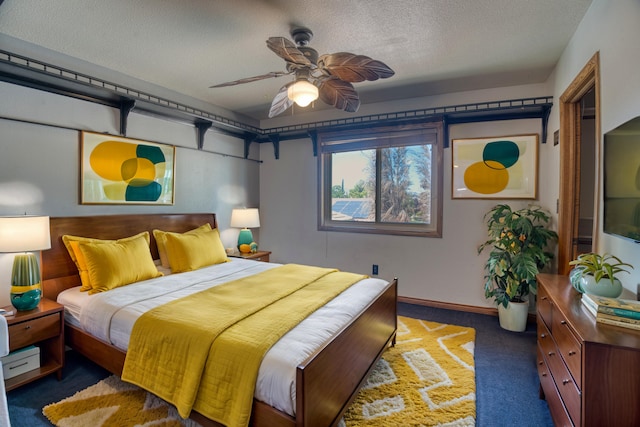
6,303,553,426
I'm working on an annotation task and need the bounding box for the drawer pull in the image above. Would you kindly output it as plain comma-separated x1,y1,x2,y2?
548,351,555,356
560,320,567,325
540,333,546,338
562,379,571,385
568,351,576,356
541,296,548,300
9,361,29,370
24,325,31,330
541,373,547,377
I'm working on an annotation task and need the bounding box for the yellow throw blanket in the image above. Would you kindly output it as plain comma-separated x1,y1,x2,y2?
121,264,366,427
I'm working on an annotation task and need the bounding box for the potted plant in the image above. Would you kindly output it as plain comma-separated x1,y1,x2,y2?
568,252,633,298
478,204,558,331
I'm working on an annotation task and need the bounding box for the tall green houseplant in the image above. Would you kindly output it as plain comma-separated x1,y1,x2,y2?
478,204,558,307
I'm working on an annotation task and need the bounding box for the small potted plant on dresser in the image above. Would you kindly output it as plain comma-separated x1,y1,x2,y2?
478,204,558,332
568,252,633,298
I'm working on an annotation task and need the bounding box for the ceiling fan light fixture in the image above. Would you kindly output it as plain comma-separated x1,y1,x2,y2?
287,79,318,107
211,27,394,117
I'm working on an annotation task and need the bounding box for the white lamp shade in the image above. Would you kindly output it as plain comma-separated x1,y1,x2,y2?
287,80,319,107
230,208,260,229
0,216,51,252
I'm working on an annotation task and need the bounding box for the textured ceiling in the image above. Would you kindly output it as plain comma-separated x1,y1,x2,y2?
0,0,592,121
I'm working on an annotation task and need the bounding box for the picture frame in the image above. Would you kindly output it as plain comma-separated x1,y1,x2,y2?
81,131,175,205
451,134,538,199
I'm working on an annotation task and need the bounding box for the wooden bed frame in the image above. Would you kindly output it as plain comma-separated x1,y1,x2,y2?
41,213,398,427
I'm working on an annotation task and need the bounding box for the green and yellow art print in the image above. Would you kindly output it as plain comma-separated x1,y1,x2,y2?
81,131,175,205
452,134,538,199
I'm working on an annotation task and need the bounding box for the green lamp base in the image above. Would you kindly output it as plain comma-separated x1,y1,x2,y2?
10,253,42,311
237,229,255,253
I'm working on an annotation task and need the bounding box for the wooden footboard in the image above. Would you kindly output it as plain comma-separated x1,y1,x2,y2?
250,278,397,427
42,214,398,427
296,278,397,427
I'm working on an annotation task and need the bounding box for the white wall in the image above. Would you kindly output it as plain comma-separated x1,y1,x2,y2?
259,84,551,309
0,82,261,307
547,0,640,296
260,0,640,307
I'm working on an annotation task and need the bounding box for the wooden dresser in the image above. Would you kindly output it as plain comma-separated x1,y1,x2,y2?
536,274,640,426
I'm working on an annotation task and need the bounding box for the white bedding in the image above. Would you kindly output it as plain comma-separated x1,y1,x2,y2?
57,258,389,416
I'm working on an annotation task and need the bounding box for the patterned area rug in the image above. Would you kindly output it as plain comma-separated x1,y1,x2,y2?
43,316,475,427
340,316,476,426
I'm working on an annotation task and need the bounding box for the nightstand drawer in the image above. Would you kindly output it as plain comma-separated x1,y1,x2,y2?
8,312,61,351
229,250,271,263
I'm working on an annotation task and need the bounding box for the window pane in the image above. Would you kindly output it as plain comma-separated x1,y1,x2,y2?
318,121,442,237
331,150,375,222
380,144,432,224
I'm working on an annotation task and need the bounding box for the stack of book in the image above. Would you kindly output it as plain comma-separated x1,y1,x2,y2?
581,293,640,330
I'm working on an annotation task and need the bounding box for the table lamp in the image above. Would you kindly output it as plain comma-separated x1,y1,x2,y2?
230,208,260,253
0,216,51,311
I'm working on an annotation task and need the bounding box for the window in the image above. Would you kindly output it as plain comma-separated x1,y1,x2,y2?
318,121,443,237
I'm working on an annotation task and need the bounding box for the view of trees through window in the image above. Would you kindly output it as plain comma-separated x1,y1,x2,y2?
331,144,432,224
320,122,441,237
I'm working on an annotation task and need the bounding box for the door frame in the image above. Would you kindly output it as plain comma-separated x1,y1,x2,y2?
557,52,601,274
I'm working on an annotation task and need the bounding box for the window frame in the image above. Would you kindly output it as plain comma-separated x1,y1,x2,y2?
318,121,443,237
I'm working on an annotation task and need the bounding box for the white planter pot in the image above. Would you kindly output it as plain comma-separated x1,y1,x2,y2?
498,300,529,332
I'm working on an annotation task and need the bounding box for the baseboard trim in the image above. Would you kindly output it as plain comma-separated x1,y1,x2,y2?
398,296,538,324
398,296,498,316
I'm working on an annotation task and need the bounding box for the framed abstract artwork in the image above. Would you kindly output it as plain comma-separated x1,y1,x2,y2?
81,131,175,205
451,134,538,199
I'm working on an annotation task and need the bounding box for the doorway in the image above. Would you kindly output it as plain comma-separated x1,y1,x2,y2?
557,52,600,275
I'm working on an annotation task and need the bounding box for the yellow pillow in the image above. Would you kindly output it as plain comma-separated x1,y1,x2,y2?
153,223,212,268
62,232,151,291
164,228,228,273
77,233,163,294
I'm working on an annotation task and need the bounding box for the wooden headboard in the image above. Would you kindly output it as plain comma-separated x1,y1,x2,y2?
42,213,217,300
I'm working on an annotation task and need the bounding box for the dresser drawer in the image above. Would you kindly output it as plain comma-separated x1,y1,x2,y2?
8,312,61,351
538,285,553,327
552,311,582,388
537,346,574,427
537,320,556,356
542,339,581,426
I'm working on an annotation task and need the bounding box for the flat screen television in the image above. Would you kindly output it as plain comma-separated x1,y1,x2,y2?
603,115,640,242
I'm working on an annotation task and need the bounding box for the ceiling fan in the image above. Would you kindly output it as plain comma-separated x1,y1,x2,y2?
210,27,395,118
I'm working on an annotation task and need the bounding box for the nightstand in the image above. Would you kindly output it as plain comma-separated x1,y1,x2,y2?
3,299,64,391
230,250,271,263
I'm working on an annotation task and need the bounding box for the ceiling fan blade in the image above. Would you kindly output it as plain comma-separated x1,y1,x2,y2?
317,77,360,112
268,83,295,118
209,71,291,88
266,37,312,67
317,52,395,82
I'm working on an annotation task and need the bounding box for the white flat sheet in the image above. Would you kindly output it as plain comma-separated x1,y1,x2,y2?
57,258,389,416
